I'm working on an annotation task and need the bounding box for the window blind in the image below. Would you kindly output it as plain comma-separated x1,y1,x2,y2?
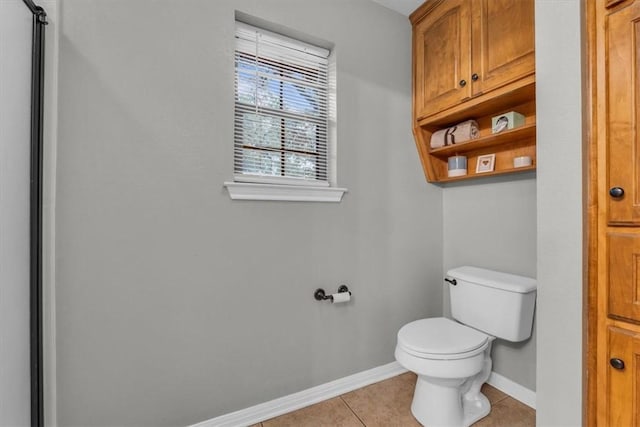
234,22,330,186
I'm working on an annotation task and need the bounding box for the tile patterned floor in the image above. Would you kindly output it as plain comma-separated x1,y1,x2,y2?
254,372,535,427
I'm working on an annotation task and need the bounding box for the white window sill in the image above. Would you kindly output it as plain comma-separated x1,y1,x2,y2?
224,181,347,202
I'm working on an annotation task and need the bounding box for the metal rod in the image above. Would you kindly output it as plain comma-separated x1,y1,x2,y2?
26,2,47,425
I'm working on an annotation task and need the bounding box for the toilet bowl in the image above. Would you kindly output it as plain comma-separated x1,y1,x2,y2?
395,317,494,427
395,266,537,427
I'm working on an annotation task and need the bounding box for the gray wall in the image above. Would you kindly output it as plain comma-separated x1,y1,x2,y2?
54,0,443,425
535,0,584,425
0,2,34,425
442,175,537,391
42,1,59,425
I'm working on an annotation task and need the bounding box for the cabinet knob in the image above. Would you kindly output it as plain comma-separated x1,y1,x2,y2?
609,187,625,198
610,358,625,370
459,79,467,87
472,73,479,81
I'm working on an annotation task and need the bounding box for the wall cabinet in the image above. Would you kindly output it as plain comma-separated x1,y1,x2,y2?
410,0,536,183
588,0,640,425
413,0,535,121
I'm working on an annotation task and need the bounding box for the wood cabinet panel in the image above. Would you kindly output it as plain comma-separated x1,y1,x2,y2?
414,0,471,120
607,1,640,224
608,232,640,323
607,327,640,426
471,0,535,96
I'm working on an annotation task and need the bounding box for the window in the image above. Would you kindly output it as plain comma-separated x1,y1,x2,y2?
225,21,346,202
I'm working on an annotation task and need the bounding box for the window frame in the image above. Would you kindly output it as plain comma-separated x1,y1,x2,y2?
225,21,346,202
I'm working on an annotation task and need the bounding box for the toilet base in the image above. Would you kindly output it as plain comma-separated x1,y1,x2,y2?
462,392,490,426
410,376,491,427
411,377,491,427
409,343,494,427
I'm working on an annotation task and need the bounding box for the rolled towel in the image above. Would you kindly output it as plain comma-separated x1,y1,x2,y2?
430,120,479,149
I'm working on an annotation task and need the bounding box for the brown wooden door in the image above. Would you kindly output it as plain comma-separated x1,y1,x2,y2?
413,0,471,120
607,1,640,224
588,0,640,424
608,327,640,426
608,232,640,323
470,0,535,97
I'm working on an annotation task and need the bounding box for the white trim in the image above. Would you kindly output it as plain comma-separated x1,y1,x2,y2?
487,371,536,409
189,362,407,427
224,181,347,202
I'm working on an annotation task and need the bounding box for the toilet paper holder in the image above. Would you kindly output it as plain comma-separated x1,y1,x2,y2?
314,285,351,302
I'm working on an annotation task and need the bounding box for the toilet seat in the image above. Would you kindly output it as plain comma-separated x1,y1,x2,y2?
397,317,490,360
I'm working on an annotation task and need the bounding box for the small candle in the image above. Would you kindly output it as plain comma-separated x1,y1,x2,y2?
513,156,532,168
448,155,467,177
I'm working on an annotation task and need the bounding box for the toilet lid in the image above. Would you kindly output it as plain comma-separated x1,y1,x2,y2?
397,317,489,356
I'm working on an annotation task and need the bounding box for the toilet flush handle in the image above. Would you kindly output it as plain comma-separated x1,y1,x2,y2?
444,278,457,286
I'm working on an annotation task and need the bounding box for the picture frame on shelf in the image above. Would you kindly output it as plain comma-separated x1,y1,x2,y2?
476,154,496,173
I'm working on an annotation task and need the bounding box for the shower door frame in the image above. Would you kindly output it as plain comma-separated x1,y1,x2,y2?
21,0,47,425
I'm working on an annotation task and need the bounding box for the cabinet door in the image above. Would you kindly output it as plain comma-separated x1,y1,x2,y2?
607,327,640,426
470,0,535,97
607,1,640,224
608,232,640,323
413,0,471,120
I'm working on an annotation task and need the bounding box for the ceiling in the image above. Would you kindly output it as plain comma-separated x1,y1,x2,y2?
370,0,423,16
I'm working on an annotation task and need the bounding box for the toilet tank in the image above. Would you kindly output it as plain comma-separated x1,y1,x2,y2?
447,266,536,342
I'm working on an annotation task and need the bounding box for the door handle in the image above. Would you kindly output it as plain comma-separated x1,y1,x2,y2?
610,358,625,370
609,187,625,198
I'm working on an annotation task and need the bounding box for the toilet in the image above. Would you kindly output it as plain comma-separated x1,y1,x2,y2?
395,266,536,427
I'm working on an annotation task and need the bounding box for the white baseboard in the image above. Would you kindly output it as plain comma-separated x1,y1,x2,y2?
190,363,536,427
487,371,536,409
190,361,408,427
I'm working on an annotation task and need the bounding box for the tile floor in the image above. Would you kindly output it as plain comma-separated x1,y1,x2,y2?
253,372,535,427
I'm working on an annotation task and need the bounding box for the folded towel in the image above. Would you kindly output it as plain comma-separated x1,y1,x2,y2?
430,120,479,149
